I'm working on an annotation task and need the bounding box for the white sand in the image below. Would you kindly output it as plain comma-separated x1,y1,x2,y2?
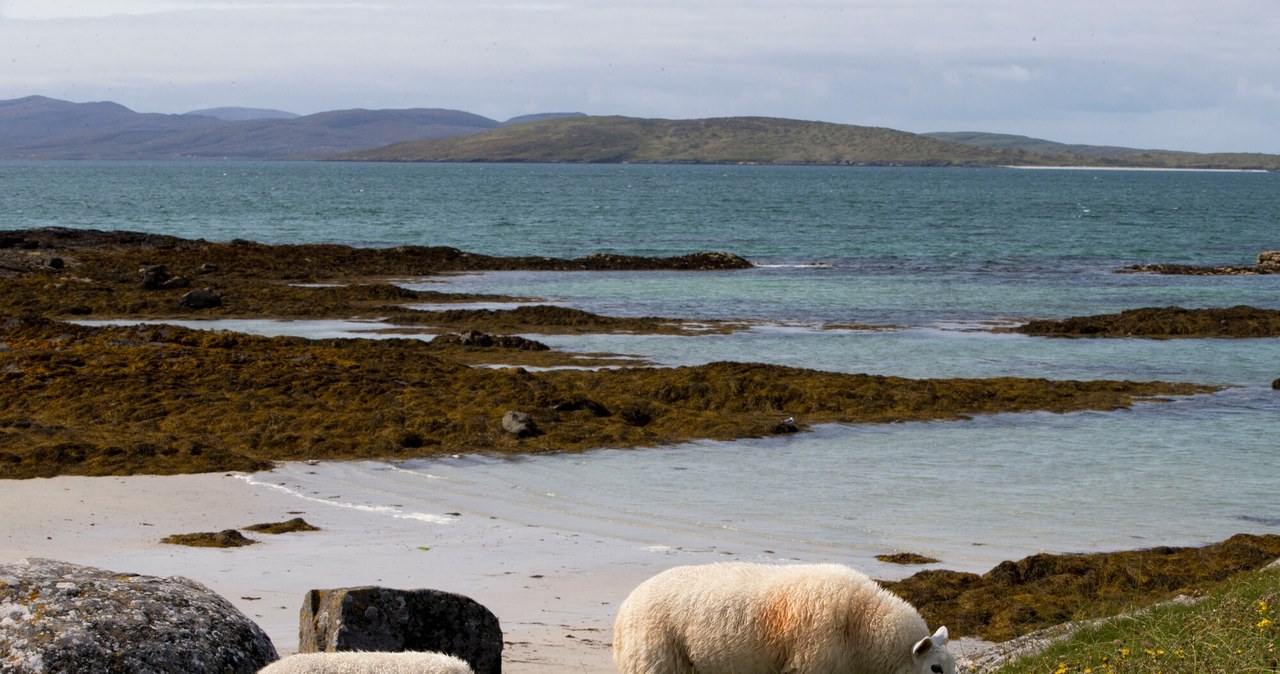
1,467,998,672
0,470,666,673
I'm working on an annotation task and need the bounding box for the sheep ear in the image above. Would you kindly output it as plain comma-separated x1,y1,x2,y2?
912,635,933,657
933,625,949,646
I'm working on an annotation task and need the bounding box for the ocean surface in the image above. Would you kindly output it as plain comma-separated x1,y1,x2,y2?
5,160,1278,574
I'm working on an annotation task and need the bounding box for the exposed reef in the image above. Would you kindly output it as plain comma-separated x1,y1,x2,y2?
1118,250,1280,276
0,316,1214,479
0,227,747,335
1014,305,1280,338
0,229,1224,480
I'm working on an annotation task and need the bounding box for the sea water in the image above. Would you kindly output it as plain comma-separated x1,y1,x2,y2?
6,161,1278,571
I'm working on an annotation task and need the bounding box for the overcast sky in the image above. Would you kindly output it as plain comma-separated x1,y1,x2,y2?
2,0,1277,153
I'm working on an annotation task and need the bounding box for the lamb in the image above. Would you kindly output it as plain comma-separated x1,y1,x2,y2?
613,562,956,674
256,651,475,674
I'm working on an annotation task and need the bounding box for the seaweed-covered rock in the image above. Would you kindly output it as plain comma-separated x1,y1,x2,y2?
161,528,258,547
1015,305,1280,338
244,517,322,534
443,330,550,351
884,533,1280,642
0,558,278,674
1119,250,1280,276
298,586,502,674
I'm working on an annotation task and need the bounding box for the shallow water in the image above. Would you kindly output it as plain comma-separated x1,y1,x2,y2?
22,161,1280,568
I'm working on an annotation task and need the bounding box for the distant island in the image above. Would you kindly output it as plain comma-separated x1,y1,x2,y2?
340,115,1280,170
2,95,1277,170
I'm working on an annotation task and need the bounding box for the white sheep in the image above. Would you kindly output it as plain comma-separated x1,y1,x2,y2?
256,651,475,674
613,562,956,674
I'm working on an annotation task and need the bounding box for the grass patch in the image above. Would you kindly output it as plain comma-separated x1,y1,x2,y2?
985,563,1280,674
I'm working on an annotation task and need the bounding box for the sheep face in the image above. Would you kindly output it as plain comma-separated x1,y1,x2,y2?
910,626,957,674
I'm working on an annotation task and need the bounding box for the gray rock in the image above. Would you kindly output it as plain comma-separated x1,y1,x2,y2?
179,288,222,310
0,558,278,674
500,410,538,438
1259,251,1280,273
298,586,502,674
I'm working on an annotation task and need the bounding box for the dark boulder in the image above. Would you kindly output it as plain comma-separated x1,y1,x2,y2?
298,586,502,674
0,558,278,674
448,330,550,351
139,264,172,289
179,288,223,310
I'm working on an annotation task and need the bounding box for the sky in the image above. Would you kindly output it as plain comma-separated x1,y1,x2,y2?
1,0,1277,153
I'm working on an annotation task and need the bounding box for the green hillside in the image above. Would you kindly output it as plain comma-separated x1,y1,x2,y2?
924,131,1142,157
340,115,1280,169
340,115,1061,166
926,131,1280,170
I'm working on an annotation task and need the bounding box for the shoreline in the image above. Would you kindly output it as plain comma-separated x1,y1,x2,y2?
6,466,1007,672
0,470,635,672
6,462,1277,672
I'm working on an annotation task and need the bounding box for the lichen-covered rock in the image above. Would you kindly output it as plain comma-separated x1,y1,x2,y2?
0,558,278,674
298,586,502,674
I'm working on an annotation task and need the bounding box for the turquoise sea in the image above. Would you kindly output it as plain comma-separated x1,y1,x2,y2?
4,161,1278,574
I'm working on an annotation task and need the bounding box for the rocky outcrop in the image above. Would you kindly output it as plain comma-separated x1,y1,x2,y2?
433,330,550,351
1014,305,1280,338
298,586,502,674
0,558,278,674
1258,250,1280,273
1119,250,1280,275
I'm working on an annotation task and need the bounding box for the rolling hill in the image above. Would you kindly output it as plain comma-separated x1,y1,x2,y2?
2,96,1277,169
923,131,1280,170
0,96,579,160
340,116,1280,170
340,115,1060,167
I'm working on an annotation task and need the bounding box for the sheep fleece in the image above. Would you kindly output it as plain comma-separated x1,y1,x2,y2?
614,562,931,674
256,651,475,674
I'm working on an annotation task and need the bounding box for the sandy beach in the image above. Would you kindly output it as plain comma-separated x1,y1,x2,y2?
0,469,661,672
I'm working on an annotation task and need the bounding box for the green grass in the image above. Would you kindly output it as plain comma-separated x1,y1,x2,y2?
986,565,1280,674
